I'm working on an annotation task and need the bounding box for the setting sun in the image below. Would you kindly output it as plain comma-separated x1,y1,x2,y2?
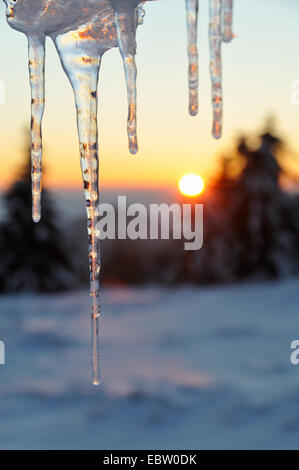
179,174,205,197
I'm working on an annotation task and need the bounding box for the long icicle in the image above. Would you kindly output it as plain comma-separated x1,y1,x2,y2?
222,0,234,43
28,34,46,223
115,6,138,155
209,0,222,139
185,0,199,116
56,45,102,385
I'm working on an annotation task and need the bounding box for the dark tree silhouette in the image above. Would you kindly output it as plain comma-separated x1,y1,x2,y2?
231,129,299,279
189,123,299,283
0,141,77,292
2,123,298,291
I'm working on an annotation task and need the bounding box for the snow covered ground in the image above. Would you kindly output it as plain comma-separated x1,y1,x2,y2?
0,280,299,449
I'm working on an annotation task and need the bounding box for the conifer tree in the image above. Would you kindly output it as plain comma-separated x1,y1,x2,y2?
232,128,299,279
0,140,76,292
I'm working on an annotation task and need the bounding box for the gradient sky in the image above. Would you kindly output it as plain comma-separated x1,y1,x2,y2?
0,0,298,190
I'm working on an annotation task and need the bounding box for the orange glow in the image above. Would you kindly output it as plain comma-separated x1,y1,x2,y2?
179,174,205,197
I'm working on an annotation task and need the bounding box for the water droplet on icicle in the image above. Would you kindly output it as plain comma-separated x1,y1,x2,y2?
185,0,199,116
28,34,45,223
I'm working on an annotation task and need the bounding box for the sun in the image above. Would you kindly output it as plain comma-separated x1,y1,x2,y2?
179,174,205,197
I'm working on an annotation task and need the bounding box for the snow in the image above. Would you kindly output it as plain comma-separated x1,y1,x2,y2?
0,280,299,449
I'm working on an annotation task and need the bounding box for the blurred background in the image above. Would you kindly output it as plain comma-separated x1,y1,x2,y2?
0,0,299,450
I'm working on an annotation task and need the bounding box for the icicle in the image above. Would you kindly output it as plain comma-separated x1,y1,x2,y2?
115,6,138,155
3,0,237,385
185,0,199,116
55,43,102,385
209,0,222,139
222,0,234,43
137,2,146,25
72,58,101,385
28,34,46,223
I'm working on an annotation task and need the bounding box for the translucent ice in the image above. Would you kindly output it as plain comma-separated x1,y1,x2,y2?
185,0,199,116
185,0,234,138
3,0,234,384
209,0,234,138
3,0,150,385
222,0,234,43
209,0,223,139
28,34,45,223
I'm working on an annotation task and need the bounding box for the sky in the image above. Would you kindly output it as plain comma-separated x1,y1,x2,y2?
0,0,298,191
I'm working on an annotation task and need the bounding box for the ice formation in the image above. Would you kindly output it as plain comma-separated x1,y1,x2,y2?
3,0,151,385
3,0,234,384
185,0,199,116
186,0,234,138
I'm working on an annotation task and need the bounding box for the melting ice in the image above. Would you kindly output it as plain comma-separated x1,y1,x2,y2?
186,0,234,138
3,0,234,384
3,0,150,385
